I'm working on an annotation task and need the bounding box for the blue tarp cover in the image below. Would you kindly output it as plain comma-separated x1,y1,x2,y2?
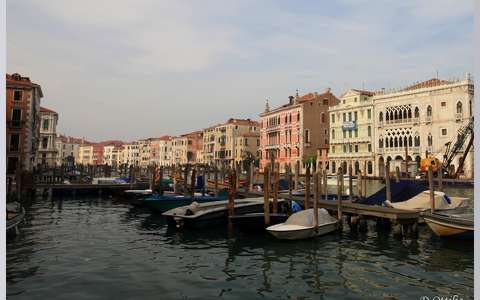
356,180,428,205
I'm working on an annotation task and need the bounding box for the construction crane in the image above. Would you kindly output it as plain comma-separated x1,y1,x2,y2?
442,117,474,178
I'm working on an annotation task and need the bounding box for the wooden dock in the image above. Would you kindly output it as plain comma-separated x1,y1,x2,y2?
288,196,419,223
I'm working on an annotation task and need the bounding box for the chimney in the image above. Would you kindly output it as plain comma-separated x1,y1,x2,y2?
288,96,294,105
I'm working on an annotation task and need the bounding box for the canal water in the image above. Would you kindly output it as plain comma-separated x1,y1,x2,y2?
7,184,474,300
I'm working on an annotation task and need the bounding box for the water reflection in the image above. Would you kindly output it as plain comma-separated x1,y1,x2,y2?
6,193,474,300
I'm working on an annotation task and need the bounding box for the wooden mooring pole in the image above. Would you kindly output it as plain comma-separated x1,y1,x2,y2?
337,167,343,221
313,171,319,230
263,166,270,226
348,164,353,202
305,166,311,209
428,165,435,213
273,168,279,214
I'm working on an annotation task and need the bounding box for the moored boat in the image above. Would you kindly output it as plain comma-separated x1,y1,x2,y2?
422,209,473,239
267,208,338,240
163,197,285,228
7,202,25,237
144,192,228,213
384,190,468,212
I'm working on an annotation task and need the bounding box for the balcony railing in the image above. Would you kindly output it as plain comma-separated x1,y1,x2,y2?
380,146,420,154
455,113,463,122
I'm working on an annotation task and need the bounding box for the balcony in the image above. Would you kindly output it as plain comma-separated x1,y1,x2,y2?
455,113,463,122
7,120,24,129
381,146,419,154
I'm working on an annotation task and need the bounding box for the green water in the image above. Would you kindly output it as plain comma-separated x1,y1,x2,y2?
6,186,474,299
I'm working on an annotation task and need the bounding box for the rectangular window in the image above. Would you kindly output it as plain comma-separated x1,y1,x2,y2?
355,145,358,152
42,137,49,149
355,129,358,138
349,144,352,153
367,109,372,119
354,111,358,121
9,134,20,151
13,90,22,101
331,146,335,153
441,102,446,107
12,108,21,121
349,130,352,138
343,145,347,153
331,114,335,123
441,128,447,136
368,144,372,152
343,113,346,122
343,130,346,138
368,126,372,137
305,129,310,143
348,112,352,121
43,119,49,130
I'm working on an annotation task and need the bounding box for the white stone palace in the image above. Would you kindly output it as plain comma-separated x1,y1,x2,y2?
374,74,474,178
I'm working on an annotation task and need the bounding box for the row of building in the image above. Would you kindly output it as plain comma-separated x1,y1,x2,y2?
6,72,474,178
258,74,474,178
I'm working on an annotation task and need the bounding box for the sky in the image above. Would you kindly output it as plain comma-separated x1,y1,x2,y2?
7,0,473,142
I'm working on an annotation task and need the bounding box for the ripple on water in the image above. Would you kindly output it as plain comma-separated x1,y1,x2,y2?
6,195,474,300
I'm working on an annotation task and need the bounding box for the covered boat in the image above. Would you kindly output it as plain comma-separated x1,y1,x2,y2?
422,208,473,239
144,191,228,213
163,198,285,229
356,180,427,206
384,190,468,212
267,208,338,240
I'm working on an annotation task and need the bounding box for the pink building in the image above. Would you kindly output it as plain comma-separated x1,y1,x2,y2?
259,89,340,172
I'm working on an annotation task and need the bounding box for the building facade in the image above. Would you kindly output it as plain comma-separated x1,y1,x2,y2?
374,76,474,178
259,89,340,173
6,73,43,174
55,135,88,165
78,144,94,165
202,118,259,168
171,131,203,165
328,89,375,175
36,107,59,167
150,136,173,166
234,131,260,169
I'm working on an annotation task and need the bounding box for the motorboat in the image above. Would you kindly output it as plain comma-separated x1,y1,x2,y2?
267,208,338,240
163,197,285,229
144,192,228,213
422,208,473,239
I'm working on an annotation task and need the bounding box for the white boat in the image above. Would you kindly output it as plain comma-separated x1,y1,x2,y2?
384,190,468,212
267,208,338,240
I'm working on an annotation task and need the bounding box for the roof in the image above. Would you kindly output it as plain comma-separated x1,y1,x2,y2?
6,73,43,97
262,89,338,115
40,106,57,114
57,134,91,144
350,89,375,96
225,118,260,126
402,78,453,91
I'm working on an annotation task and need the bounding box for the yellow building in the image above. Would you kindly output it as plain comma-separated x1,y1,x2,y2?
328,89,375,175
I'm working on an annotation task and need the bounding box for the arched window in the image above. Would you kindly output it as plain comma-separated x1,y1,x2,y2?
456,102,463,114
428,134,433,146
409,136,413,147
389,137,393,148
399,137,403,147
403,109,407,119
394,137,398,147
414,107,420,118
386,112,390,121
367,161,373,174
427,105,432,116
379,112,383,122
394,111,398,120
379,137,383,148
408,108,412,119
403,136,408,147
414,136,420,147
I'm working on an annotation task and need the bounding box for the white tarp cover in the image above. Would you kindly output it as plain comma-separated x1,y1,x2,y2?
285,208,337,227
386,191,467,211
